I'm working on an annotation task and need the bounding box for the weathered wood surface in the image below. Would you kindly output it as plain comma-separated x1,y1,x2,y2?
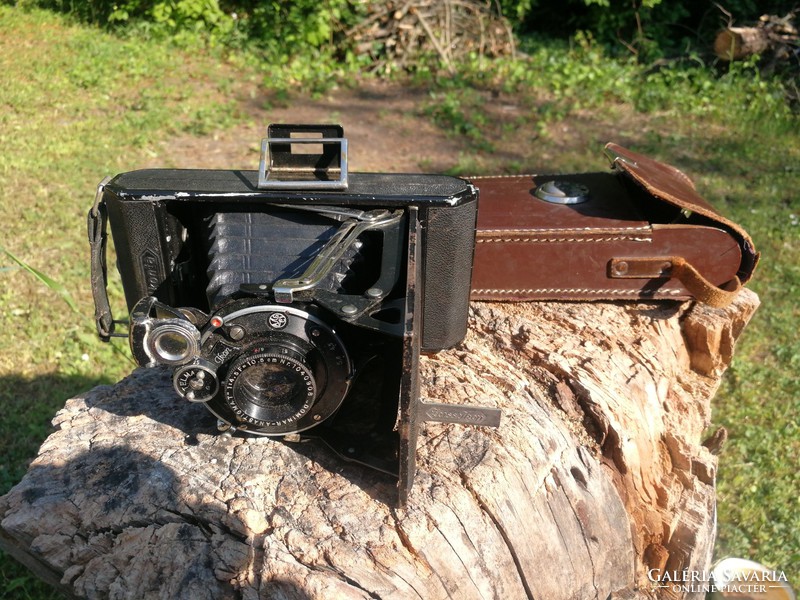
0,290,759,599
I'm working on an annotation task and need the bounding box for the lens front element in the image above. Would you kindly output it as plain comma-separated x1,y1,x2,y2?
229,349,317,425
148,323,199,365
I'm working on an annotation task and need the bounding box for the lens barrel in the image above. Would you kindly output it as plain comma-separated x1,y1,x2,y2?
199,303,352,436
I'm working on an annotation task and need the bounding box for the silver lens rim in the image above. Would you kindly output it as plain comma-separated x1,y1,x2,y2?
148,323,200,365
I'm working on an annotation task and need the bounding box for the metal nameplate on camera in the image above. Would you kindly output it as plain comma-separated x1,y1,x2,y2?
420,402,502,427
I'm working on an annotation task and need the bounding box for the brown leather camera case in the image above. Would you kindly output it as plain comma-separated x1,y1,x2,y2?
469,144,758,308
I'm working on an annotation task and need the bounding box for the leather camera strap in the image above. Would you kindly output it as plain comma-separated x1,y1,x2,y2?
670,257,742,308
607,254,743,308
88,177,116,341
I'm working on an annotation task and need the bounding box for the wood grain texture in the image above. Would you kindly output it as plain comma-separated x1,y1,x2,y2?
0,290,759,599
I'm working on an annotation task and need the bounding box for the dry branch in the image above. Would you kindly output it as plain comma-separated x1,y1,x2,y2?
347,0,515,73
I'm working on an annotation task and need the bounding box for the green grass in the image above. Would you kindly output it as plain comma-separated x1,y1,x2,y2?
704,140,800,574
1,5,798,597
0,6,252,595
639,124,800,578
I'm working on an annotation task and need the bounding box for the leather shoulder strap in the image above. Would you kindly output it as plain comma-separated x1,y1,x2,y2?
88,177,116,341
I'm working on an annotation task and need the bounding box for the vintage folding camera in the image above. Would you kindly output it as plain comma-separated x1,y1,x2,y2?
89,124,500,504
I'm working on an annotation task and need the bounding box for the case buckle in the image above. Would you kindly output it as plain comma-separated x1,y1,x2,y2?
609,257,674,279
609,256,742,307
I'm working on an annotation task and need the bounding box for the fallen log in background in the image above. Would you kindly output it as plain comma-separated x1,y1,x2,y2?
714,12,798,61
714,26,771,60
0,289,759,599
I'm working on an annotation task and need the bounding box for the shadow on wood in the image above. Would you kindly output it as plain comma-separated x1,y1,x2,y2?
0,290,759,599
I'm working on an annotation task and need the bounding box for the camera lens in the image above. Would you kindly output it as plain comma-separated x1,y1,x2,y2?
225,345,320,427
205,304,352,436
231,352,317,423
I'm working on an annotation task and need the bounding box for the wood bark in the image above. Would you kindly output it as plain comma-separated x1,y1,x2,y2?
0,290,759,600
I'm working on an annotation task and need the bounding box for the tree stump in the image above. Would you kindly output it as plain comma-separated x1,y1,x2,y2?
0,290,759,600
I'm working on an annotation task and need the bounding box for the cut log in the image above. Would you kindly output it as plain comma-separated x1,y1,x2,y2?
714,27,771,60
0,290,759,599
713,13,798,61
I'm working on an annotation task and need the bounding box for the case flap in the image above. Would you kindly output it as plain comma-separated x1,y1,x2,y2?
604,143,759,285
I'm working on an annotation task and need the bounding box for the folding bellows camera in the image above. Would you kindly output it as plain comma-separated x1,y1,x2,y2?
88,124,501,504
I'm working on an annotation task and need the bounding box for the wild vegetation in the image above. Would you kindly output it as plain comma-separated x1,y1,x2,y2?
0,1,798,596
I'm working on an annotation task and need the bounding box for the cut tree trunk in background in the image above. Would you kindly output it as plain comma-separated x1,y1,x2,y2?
0,290,759,600
714,26,771,60
713,13,798,61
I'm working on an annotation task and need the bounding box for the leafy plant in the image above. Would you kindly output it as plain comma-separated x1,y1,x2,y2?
423,86,495,153
0,246,78,313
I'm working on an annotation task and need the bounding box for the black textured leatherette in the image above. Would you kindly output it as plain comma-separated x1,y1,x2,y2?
420,199,478,351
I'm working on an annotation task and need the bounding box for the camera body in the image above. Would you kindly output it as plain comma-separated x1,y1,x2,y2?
90,125,499,503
